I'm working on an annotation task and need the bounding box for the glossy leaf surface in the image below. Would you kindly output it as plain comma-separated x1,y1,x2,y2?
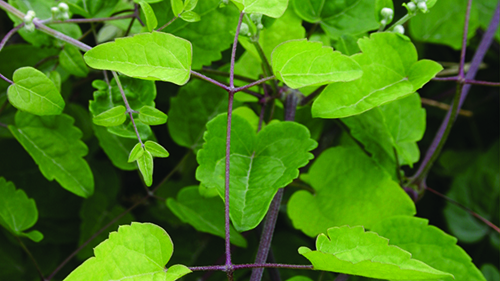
232,0,288,18
167,186,247,247
0,178,43,242
196,114,317,231
372,216,487,281
64,222,191,281
144,141,169,158
271,40,362,89
92,105,127,127
288,146,415,237
139,105,168,125
312,33,442,118
9,112,94,198
299,226,453,279
84,32,192,85
8,67,65,116
137,150,154,186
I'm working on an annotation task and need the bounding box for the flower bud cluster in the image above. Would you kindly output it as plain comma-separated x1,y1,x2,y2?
52,2,70,21
23,10,36,32
380,7,393,26
404,0,428,14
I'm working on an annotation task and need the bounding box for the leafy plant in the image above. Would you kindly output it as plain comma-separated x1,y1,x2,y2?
0,0,498,281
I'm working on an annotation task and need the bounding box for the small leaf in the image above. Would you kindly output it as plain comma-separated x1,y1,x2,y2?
271,39,362,89
84,32,192,85
137,150,154,186
139,0,158,32
92,105,127,127
7,67,65,116
59,44,89,77
92,124,138,170
180,10,201,22
128,143,145,163
144,141,169,158
9,111,94,198
167,186,247,247
63,222,191,281
171,0,184,16
299,225,453,279
0,177,43,242
139,105,168,125
232,0,288,18
184,0,198,11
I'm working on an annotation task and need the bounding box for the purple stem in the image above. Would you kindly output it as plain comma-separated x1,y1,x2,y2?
300,85,327,106
191,70,230,91
432,76,459,81
464,79,500,86
0,73,13,84
234,75,275,92
236,263,313,270
411,1,500,185
458,0,473,78
0,23,23,52
189,265,227,271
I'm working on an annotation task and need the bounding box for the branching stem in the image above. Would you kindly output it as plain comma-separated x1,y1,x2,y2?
15,236,45,281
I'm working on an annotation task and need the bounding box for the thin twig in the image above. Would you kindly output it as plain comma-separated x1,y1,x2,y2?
157,16,177,31
234,75,275,92
0,22,23,52
200,68,256,83
0,73,13,84
300,85,327,106
191,70,230,91
235,263,313,270
15,236,45,281
420,97,473,117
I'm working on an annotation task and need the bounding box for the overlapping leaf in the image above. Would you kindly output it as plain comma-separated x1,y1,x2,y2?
232,0,288,18
372,216,488,281
139,0,158,32
84,32,192,85
312,32,442,118
287,146,415,237
60,45,89,77
139,105,168,125
196,113,317,231
271,40,362,89
66,0,120,18
92,124,138,170
64,222,191,281
0,178,43,242
9,111,94,198
299,226,453,279
7,67,65,116
92,106,126,127
167,186,247,247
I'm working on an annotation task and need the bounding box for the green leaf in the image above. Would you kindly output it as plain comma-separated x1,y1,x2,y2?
137,150,154,186
64,222,191,281
299,225,453,279
84,32,192,85
287,146,415,237
139,0,159,32
372,216,487,281
7,67,65,116
92,124,138,170
9,111,94,198
184,0,198,11
482,264,500,281
312,32,443,118
286,277,313,281
168,79,234,151
333,34,361,56
66,0,120,18
171,0,184,16
196,114,317,231
139,105,168,125
271,39,362,89
443,142,499,243
291,0,380,39
47,70,62,93
232,0,288,18
0,177,43,242
144,141,169,158
59,45,89,77
167,186,247,247
180,10,201,22
128,143,145,163
92,105,127,127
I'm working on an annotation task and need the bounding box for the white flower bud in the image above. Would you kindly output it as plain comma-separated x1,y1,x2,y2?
250,13,263,24
51,7,59,18
381,8,393,20
58,2,69,12
24,10,35,24
24,22,35,32
417,2,428,12
406,2,417,13
257,23,263,30
239,22,249,36
380,19,387,26
394,25,405,34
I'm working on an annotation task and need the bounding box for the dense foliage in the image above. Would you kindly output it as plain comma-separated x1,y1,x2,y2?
0,0,498,280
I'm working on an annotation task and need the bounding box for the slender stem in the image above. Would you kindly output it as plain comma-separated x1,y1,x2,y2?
34,19,92,51
157,17,177,31
234,75,275,92
387,13,414,31
420,97,473,117
300,85,327,106
0,23,23,52
189,265,227,271
0,73,13,84
230,12,245,89
464,79,500,87
235,264,313,270
306,23,318,39
432,76,459,81
0,0,24,19
48,14,135,24
425,186,500,233
124,16,136,37
191,70,230,91
459,0,473,79
15,236,45,281
111,71,143,146
200,68,256,83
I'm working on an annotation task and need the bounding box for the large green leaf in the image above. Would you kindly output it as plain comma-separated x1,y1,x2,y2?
372,216,487,281
232,0,288,18
271,39,362,89
64,222,191,281
65,0,120,18
84,32,192,85
299,226,453,279
443,142,499,243
0,177,43,242
168,79,232,151
153,0,240,69
342,93,426,179
7,67,65,116
291,0,380,39
312,32,442,119
9,111,94,198
287,146,415,237
167,186,247,247
196,114,317,231
59,45,89,77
